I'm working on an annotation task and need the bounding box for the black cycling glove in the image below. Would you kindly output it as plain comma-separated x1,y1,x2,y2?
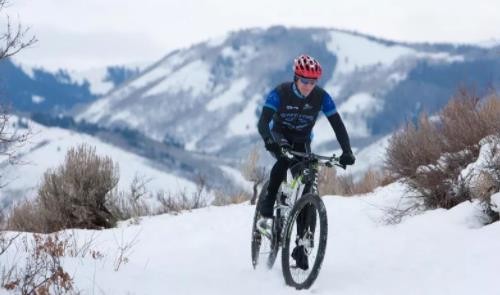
339,151,355,166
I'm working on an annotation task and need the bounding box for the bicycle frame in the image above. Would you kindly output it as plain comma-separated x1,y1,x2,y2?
273,151,343,244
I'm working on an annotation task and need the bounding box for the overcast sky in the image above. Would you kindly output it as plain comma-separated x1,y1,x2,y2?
6,0,500,71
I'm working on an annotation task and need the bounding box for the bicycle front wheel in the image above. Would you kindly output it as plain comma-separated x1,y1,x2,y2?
281,193,328,289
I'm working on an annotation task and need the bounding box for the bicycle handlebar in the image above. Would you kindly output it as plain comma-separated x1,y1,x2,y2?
282,149,346,170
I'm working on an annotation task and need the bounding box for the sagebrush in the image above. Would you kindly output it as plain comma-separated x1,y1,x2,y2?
7,144,119,232
385,89,500,221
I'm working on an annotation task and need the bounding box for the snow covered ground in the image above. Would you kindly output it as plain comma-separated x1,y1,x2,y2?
1,181,498,294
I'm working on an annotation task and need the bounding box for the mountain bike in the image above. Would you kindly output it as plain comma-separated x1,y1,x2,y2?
251,150,345,289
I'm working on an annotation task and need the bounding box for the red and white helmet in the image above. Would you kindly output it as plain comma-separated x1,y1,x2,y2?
293,54,322,79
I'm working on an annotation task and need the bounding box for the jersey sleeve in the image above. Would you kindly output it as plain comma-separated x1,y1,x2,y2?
322,92,337,117
263,90,280,112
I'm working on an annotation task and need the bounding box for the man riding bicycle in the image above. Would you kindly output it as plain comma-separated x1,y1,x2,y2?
256,54,355,270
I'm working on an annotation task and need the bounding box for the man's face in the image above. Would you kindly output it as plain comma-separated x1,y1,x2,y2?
296,76,317,97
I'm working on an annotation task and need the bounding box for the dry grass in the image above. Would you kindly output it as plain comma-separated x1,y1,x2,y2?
1,232,102,294
212,190,251,206
106,176,153,221
5,200,45,233
319,167,390,196
155,188,208,214
107,174,212,222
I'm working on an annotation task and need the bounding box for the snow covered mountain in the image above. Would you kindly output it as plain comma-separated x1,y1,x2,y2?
76,26,500,160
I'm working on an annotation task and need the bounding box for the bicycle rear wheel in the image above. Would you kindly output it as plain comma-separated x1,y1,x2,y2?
251,181,279,269
281,193,328,289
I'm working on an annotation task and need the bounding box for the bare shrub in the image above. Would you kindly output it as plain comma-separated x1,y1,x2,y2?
112,231,139,272
190,174,210,209
0,0,34,231
38,144,118,231
1,231,103,294
7,144,119,232
441,90,500,152
0,0,35,183
385,114,444,180
470,136,500,222
2,234,75,294
382,202,424,225
241,146,267,204
155,190,188,214
106,176,153,221
0,0,37,60
106,191,151,225
385,89,500,215
411,149,476,209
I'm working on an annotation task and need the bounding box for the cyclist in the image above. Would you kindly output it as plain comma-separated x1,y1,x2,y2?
256,54,355,269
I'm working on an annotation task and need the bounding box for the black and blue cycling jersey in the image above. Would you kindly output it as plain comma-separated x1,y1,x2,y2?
258,82,350,152
264,82,337,117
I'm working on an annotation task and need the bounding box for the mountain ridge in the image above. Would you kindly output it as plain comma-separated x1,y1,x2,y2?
76,26,499,160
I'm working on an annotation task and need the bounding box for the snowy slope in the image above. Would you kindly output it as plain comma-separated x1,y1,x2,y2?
1,181,499,294
0,117,197,205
